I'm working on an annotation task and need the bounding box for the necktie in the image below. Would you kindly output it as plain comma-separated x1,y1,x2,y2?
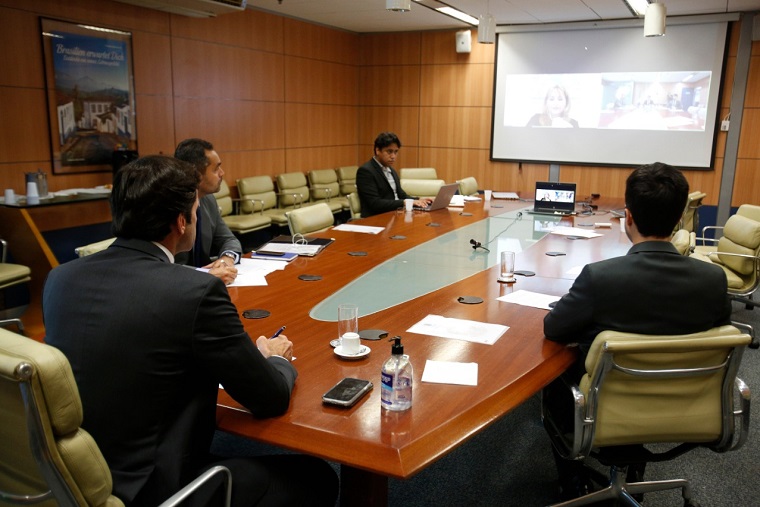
193,206,203,267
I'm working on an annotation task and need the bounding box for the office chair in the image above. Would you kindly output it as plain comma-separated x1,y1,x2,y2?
542,325,751,507
0,239,32,333
213,180,272,236
670,229,695,256
286,202,335,236
74,237,116,257
347,192,361,220
337,166,358,199
236,175,289,229
307,169,348,213
692,213,760,310
0,327,232,507
678,191,706,233
399,167,445,199
457,177,479,197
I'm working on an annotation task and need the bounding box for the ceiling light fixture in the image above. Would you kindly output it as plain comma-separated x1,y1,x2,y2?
644,1,666,37
436,6,478,25
478,13,495,44
386,0,411,12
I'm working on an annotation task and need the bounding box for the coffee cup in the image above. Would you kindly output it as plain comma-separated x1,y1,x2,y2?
341,332,361,355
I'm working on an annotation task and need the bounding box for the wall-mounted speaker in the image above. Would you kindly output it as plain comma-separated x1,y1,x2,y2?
456,30,471,54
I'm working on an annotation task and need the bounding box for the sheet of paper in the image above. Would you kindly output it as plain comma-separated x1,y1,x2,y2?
407,315,507,345
448,195,465,207
421,360,478,386
497,289,560,310
492,191,519,199
199,258,290,287
332,223,385,234
550,226,603,239
257,242,321,255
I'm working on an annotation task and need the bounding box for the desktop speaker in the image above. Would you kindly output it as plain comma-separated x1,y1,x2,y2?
456,30,471,54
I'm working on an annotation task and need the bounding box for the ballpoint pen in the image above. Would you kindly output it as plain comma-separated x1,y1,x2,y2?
270,325,286,339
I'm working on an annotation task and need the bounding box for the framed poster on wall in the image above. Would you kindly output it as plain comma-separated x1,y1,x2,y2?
41,18,137,174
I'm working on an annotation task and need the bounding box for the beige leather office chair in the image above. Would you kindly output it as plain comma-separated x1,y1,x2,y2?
337,165,358,198
736,203,760,222
678,191,706,233
0,327,232,507
213,180,272,236
236,175,289,229
692,213,760,308
74,237,116,258
0,239,32,333
670,228,695,256
457,177,479,197
307,169,347,213
399,167,445,198
347,192,361,220
275,172,315,210
542,325,751,507
286,202,335,236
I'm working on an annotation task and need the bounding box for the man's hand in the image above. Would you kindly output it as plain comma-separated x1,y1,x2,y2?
204,258,238,285
256,335,294,361
413,198,433,208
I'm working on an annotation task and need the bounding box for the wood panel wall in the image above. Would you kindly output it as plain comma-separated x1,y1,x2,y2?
0,0,758,209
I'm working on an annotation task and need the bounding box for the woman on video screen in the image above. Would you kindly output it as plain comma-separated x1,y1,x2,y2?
526,85,579,128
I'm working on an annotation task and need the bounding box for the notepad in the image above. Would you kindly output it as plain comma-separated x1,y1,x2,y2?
257,235,334,257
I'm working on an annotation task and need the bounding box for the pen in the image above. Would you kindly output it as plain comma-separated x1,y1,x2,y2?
270,325,286,339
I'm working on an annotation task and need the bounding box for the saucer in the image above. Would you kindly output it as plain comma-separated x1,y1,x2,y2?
334,345,370,360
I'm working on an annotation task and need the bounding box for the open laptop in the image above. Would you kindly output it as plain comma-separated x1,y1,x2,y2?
414,182,460,211
527,181,577,216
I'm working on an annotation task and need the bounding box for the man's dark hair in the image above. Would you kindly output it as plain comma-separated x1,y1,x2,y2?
174,138,213,176
374,132,401,151
111,155,200,241
625,162,689,237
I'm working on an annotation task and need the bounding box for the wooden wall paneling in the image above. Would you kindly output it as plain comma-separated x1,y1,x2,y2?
284,104,358,148
171,8,283,54
420,63,494,108
359,32,421,66
172,38,284,101
221,150,286,183
285,57,358,105
737,108,760,159
283,146,362,173
0,88,50,164
733,159,760,206
357,106,421,154
173,98,285,151
0,7,44,88
685,160,723,206
132,31,172,95
743,54,760,108
358,66,422,107
283,17,359,65
418,106,492,150
558,165,632,200
134,95,175,156
421,30,495,65
418,146,490,184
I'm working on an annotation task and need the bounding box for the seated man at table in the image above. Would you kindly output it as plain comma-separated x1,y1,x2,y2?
542,162,732,501
356,131,432,217
174,138,240,285
43,155,338,507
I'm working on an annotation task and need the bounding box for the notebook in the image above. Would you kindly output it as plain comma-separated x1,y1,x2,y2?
414,183,460,211
256,235,334,257
527,181,577,216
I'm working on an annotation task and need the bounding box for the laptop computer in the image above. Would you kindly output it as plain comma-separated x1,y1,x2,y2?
415,182,460,211
527,181,577,216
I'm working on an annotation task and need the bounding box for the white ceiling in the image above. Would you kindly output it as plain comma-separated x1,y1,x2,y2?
246,0,760,34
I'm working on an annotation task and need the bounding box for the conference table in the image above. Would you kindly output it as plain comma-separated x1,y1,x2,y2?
215,197,631,506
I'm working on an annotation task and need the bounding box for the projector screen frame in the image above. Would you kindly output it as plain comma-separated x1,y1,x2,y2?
489,16,734,170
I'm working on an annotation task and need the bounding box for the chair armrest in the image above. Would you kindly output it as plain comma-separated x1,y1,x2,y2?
233,198,265,215
729,377,751,452
541,380,589,460
0,238,6,263
158,465,232,507
311,187,333,201
276,192,304,208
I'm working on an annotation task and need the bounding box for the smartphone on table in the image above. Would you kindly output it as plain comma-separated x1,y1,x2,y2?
322,378,373,408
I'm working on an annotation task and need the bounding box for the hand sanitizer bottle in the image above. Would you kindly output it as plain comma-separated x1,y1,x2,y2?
381,336,413,411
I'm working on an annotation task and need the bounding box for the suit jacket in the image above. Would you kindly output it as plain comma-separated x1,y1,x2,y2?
175,193,242,267
544,241,732,356
43,238,296,506
356,158,415,217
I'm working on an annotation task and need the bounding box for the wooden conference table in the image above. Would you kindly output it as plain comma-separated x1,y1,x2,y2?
216,197,631,506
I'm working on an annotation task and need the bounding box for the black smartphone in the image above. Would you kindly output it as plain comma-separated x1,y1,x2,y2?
322,378,373,408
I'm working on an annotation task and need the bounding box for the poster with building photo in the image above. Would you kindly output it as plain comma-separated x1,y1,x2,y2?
41,18,137,174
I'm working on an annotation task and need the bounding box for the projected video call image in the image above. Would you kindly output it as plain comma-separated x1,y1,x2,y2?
503,71,711,132
535,189,574,203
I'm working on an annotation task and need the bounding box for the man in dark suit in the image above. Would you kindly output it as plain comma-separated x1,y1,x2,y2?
356,132,432,217
43,156,338,507
175,138,240,285
543,162,732,501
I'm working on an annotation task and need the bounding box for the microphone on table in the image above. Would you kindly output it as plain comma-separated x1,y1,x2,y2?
470,239,490,252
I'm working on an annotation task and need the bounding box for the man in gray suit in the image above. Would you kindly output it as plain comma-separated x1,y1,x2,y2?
44,155,338,507
175,138,240,285
543,162,732,501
